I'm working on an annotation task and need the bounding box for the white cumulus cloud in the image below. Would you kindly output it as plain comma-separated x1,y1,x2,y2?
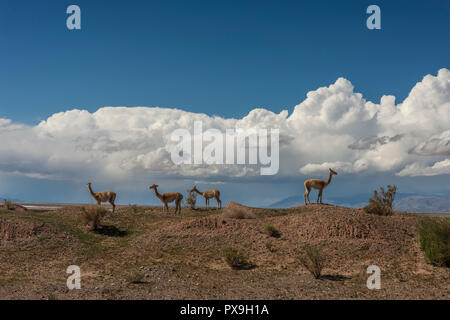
0,69,449,185
397,159,450,176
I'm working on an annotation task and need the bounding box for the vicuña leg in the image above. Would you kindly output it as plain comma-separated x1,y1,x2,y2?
216,196,221,209
177,199,182,214
304,186,311,205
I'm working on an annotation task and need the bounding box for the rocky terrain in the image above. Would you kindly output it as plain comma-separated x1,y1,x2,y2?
0,202,448,300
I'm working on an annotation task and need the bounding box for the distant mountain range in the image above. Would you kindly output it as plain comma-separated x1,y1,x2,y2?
0,196,22,202
267,193,450,213
1,194,449,214
267,192,372,209
394,196,450,213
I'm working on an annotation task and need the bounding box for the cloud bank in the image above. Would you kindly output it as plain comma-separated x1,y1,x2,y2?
0,69,449,184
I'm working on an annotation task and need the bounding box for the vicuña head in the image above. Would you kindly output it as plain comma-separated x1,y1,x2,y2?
329,168,338,175
149,184,158,190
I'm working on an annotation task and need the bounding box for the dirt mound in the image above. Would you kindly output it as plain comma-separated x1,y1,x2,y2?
132,203,421,274
0,203,28,213
225,202,263,213
159,204,417,242
1,202,446,300
0,219,72,247
221,202,263,219
281,206,417,241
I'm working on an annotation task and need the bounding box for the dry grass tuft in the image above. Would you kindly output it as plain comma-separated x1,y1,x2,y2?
126,270,146,284
297,244,327,279
223,246,252,269
264,224,281,238
81,205,108,230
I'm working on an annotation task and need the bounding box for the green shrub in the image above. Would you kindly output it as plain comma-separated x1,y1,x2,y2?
81,205,108,230
222,246,251,269
297,244,327,279
419,218,449,267
364,185,397,216
264,224,280,238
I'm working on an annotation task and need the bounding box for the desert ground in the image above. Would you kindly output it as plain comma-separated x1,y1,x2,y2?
0,201,449,300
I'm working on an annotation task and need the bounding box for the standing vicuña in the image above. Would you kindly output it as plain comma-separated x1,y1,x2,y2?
86,182,117,213
304,168,338,205
190,186,222,209
149,184,183,214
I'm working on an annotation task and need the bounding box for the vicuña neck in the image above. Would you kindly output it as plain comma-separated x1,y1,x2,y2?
88,184,96,197
193,189,203,195
153,187,161,198
326,172,333,185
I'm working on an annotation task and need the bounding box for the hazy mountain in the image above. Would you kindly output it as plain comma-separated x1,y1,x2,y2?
0,196,22,202
267,193,450,213
267,195,303,208
267,194,368,209
394,196,450,213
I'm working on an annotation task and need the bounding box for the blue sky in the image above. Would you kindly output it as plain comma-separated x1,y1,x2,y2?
2,0,449,123
0,1,449,207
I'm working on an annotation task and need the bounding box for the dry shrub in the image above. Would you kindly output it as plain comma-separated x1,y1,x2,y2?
222,207,256,219
3,200,12,210
186,190,197,209
81,205,108,230
297,244,327,279
264,224,280,238
126,270,146,284
364,185,397,216
222,246,252,269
